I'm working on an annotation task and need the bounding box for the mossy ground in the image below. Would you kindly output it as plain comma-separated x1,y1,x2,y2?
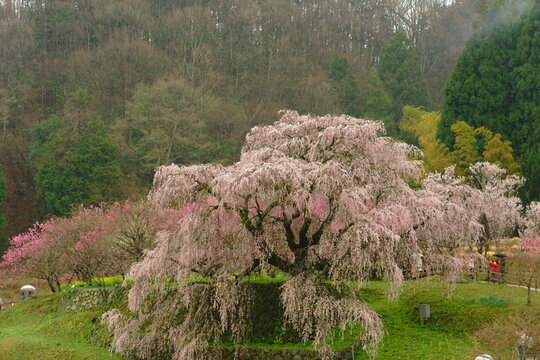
0,277,538,359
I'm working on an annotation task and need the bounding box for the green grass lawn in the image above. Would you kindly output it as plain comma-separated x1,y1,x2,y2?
0,278,537,359
0,294,122,360
351,281,483,359
349,279,538,359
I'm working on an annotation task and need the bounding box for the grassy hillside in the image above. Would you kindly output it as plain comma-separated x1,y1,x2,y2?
0,279,538,360
0,293,122,360
353,280,535,359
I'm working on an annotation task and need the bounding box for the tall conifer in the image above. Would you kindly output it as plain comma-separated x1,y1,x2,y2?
379,29,432,118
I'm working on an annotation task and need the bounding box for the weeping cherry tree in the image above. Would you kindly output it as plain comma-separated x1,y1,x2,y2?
104,111,487,360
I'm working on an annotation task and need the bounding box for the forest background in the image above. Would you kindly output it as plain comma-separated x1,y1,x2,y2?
0,0,536,251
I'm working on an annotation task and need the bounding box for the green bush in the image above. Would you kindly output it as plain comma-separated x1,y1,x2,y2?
478,296,508,307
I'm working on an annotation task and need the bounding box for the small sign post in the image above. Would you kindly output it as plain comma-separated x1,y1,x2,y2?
419,303,430,322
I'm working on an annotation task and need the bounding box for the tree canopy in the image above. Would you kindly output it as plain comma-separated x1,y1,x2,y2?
400,106,455,173
400,107,518,175
0,0,515,238
328,55,362,117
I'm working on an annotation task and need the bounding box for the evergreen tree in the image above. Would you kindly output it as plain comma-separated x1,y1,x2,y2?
379,29,432,118
328,55,362,117
33,90,122,216
364,67,396,136
521,145,540,201
36,127,122,216
439,30,515,146
440,4,540,200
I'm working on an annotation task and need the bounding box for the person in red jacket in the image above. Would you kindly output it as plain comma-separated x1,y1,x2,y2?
489,260,500,283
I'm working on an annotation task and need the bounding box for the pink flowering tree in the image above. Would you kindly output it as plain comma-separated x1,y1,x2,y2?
515,203,540,305
413,167,484,277
0,219,69,292
468,162,523,255
418,162,523,256
515,237,540,305
104,111,486,360
66,204,139,285
0,205,121,290
522,202,540,240
0,201,179,291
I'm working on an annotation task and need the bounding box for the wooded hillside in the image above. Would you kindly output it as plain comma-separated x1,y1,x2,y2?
0,0,532,245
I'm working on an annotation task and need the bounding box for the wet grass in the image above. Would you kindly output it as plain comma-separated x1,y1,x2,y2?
1,277,537,359
0,293,122,360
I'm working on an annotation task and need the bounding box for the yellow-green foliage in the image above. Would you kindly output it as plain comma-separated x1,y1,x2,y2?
479,131,520,174
401,106,519,176
67,275,126,289
451,121,481,175
400,106,455,173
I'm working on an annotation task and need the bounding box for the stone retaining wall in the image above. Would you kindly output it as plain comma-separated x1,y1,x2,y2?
61,286,127,312
62,285,359,359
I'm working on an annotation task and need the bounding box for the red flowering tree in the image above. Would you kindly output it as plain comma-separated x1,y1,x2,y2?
104,111,490,360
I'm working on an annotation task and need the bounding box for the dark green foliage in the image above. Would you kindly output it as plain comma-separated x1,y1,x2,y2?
379,30,432,118
30,115,63,164
0,167,6,229
364,67,396,136
478,296,509,307
439,29,516,146
32,90,122,216
0,167,7,252
36,128,122,216
328,55,362,117
440,5,540,200
521,145,540,201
